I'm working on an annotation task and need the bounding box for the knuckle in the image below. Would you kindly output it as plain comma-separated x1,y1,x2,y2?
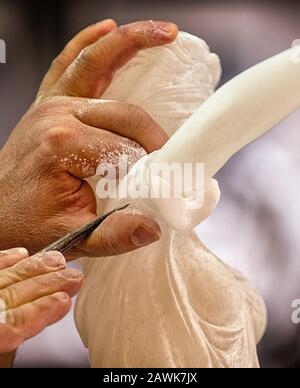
117,25,137,46
44,126,74,149
77,47,102,73
49,293,69,307
125,103,148,129
51,48,75,71
0,287,18,309
0,271,17,289
33,97,71,118
17,257,44,276
7,309,26,328
33,99,59,118
98,228,119,256
51,55,65,70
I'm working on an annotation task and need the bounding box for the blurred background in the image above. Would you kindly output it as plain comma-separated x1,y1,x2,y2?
1,0,300,368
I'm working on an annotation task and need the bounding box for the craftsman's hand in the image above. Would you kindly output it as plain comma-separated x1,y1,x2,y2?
0,248,82,367
0,20,179,258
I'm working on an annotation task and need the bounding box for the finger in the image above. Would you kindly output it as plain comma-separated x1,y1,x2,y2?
0,293,71,353
78,209,161,257
0,249,29,271
38,19,117,97
0,252,66,290
46,124,146,179
74,99,169,153
51,20,178,97
0,269,82,310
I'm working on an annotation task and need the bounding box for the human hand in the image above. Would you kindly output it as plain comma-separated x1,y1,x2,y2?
0,20,179,258
0,248,82,367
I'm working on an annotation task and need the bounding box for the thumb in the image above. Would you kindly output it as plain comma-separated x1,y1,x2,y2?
78,209,161,257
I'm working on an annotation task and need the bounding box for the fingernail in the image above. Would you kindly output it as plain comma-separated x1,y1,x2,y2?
54,292,69,302
41,252,66,268
100,18,115,24
154,21,176,34
16,248,29,256
96,19,115,28
62,269,83,279
131,226,161,248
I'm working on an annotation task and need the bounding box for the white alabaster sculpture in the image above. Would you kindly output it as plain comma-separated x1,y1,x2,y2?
74,31,300,368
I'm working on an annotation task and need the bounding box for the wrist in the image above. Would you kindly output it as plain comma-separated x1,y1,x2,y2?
0,351,16,368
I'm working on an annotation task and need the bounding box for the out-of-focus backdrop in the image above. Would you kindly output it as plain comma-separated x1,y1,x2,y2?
1,0,300,368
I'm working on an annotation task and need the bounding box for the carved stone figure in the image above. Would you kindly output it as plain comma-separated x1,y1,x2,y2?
75,31,300,368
